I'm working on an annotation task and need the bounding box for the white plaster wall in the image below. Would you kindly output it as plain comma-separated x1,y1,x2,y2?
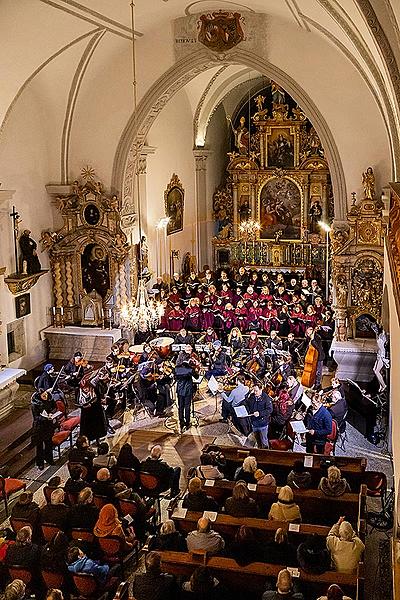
145,87,196,279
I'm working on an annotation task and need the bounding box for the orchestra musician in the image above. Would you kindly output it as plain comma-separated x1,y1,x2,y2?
175,344,199,433
218,374,249,426
283,332,299,365
78,373,108,443
106,343,120,365
270,385,295,437
174,327,195,348
31,389,56,469
35,363,64,402
206,340,228,379
64,352,88,397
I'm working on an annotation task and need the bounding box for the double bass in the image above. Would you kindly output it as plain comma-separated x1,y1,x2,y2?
301,334,318,388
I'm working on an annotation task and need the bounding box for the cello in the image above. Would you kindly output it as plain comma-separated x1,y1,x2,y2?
301,332,318,388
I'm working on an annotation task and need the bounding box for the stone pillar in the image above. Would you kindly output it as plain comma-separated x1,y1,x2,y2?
194,150,212,270
0,190,16,365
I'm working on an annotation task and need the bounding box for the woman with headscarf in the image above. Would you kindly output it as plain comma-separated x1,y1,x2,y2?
93,504,136,552
326,517,365,573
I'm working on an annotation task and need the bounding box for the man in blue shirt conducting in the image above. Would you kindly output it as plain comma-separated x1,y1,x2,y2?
245,382,273,448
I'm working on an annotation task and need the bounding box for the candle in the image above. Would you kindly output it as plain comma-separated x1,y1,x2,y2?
52,307,56,315
60,307,64,316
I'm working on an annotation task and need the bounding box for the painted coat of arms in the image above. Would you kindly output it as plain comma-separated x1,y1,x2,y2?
198,11,245,52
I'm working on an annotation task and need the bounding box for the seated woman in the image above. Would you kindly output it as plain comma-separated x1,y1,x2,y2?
268,486,302,523
196,453,224,480
93,504,136,552
151,519,186,552
318,466,351,497
182,477,218,512
224,481,258,518
254,469,276,487
116,442,141,471
69,487,99,531
114,482,151,542
64,464,86,496
234,456,257,484
326,517,364,573
92,441,117,470
297,533,331,574
287,460,312,490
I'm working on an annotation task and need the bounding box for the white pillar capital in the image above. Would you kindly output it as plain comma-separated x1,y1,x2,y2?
194,149,212,171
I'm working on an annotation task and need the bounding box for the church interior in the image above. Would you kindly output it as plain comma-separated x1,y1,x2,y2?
1,1,400,599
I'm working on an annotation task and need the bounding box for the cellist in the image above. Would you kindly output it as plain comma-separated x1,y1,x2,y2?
300,326,325,389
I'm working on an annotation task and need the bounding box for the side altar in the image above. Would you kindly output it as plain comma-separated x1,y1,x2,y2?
212,82,332,277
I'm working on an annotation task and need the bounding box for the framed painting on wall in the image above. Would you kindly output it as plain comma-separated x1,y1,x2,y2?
266,126,298,168
164,173,184,235
259,176,302,240
15,293,31,318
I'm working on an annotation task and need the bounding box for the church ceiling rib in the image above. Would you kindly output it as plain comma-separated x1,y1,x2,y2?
61,29,107,183
38,0,141,38
0,27,100,141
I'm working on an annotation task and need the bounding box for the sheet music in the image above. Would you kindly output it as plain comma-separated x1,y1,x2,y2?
203,511,217,522
207,376,219,394
234,405,249,418
300,393,311,408
290,420,308,434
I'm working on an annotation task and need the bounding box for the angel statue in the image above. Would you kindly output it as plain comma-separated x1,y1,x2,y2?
362,166,375,200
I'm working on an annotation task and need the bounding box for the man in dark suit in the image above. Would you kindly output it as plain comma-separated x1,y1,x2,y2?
140,445,181,497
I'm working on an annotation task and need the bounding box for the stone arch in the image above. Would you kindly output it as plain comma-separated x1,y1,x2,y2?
112,48,348,221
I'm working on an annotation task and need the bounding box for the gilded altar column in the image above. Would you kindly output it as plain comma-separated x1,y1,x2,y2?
232,183,239,238
250,183,256,220
194,150,212,270
53,260,63,308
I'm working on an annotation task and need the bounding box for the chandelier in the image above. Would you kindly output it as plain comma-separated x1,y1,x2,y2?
121,280,164,331
239,219,261,240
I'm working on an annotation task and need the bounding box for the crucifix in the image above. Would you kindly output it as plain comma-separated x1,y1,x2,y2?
9,205,21,274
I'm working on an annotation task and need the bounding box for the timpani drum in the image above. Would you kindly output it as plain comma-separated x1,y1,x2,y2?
129,344,144,365
150,336,174,359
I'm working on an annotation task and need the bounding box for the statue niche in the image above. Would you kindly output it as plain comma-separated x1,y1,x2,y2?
42,173,130,326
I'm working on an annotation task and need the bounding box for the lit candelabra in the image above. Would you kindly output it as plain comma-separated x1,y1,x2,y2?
120,280,164,331
239,219,260,240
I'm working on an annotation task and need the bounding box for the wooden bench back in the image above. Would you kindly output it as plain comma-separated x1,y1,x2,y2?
158,550,364,600
178,480,367,526
208,445,367,489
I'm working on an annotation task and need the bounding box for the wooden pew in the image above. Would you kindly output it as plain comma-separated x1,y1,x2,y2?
176,480,367,526
157,550,364,600
207,445,367,489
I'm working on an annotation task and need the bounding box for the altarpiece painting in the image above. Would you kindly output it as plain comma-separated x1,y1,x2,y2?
259,177,302,239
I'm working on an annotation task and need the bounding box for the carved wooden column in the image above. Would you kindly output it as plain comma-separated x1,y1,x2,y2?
194,149,212,269
232,183,239,238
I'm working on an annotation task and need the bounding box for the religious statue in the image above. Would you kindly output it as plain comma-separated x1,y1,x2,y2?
371,323,389,391
19,230,41,275
255,95,265,112
82,244,110,298
271,81,286,104
228,116,249,155
362,166,375,200
309,199,323,233
335,273,348,308
139,235,149,269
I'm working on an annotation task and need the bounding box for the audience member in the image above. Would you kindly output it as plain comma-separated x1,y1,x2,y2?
93,441,117,469
317,584,353,600
91,467,115,500
151,519,186,552
268,485,302,523
1,580,26,600
140,445,181,497
287,460,312,490
224,480,258,517
234,456,257,484
40,488,69,530
10,491,40,527
116,442,141,471
68,487,99,531
227,525,261,566
67,546,109,584
196,453,224,480
68,435,95,475
326,517,365,573
318,466,351,497
181,565,222,599
182,477,218,512
186,517,225,555
262,569,304,600
263,528,297,566
93,503,136,551
40,531,69,576
254,469,276,487
114,482,150,541
64,464,86,495
45,591,64,600
297,533,331,574
6,527,41,593
131,550,175,600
